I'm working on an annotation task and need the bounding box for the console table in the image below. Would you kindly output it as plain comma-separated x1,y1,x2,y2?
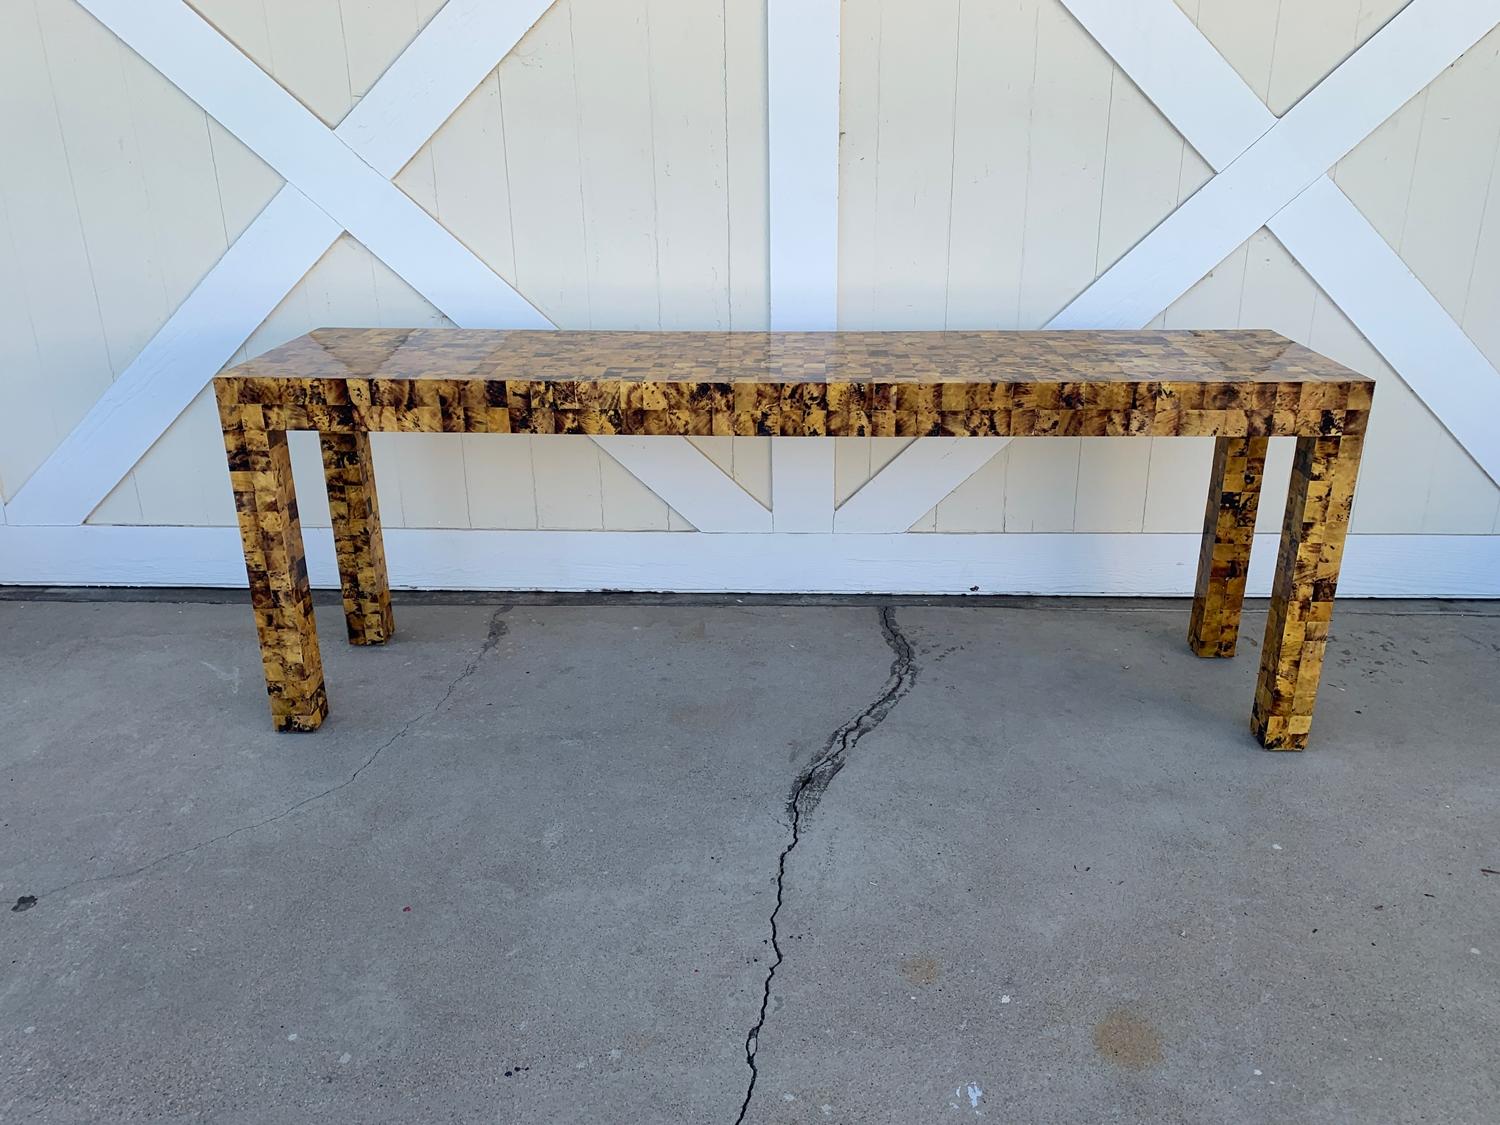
215,328,1371,749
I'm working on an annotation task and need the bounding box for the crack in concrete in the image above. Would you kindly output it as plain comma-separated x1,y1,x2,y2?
733,607,918,1124
27,607,511,906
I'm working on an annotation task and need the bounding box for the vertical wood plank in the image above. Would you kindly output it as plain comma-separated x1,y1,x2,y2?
724,0,770,330
36,0,167,381
1087,59,1194,534
836,0,883,330
1238,231,1318,349
945,0,1038,331
828,0,887,493
687,438,736,479
1160,243,1250,330
647,0,731,329
0,193,50,504
599,455,673,530
184,0,275,68
259,0,356,127
339,0,425,99
123,53,234,329
1398,26,1500,315
1007,1,1112,531
497,0,591,326
463,435,540,529
1004,441,1081,532
834,441,874,506
571,0,660,329
533,438,604,530
871,0,961,328
129,389,239,526
1463,126,1500,374
1095,70,1189,276
206,119,285,248
1142,437,1215,532
409,71,520,285
933,451,1007,532
1189,0,1279,105
1331,92,1426,250
1265,0,1363,116
1074,438,1151,532
0,2,115,502
731,437,773,507
771,440,835,531
1015,0,1112,328
393,434,473,529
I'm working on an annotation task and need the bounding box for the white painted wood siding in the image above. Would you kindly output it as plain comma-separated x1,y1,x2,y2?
837,0,1500,536
1,0,1497,592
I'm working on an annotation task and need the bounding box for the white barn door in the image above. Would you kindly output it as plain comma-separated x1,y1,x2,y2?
1,0,1498,595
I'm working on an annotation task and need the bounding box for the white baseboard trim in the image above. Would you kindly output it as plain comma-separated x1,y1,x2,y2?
1,525,1497,597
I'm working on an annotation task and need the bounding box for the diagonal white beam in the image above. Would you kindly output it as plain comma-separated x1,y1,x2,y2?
827,0,1500,532
833,438,1011,533
6,189,340,526
1050,0,1500,331
1060,0,1500,486
9,0,556,527
337,0,556,180
593,438,772,532
13,0,758,533
1058,0,1271,168
1270,179,1500,483
78,0,548,331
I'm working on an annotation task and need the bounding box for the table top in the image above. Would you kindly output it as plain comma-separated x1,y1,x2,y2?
225,328,1369,387
216,328,1371,439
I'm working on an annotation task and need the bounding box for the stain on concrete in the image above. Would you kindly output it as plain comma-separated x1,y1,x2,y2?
1092,1009,1164,1069
900,955,941,986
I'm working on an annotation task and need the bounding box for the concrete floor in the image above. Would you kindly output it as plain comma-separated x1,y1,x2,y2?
1,593,1497,1124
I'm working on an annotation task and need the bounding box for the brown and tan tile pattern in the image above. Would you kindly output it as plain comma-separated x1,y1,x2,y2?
320,430,394,645
1252,432,1365,750
218,408,328,732
1189,436,1269,658
215,328,1370,439
214,328,1372,745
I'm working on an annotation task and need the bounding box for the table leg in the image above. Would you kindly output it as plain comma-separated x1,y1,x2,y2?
320,431,394,645
1252,433,1363,750
224,424,328,731
1189,436,1269,657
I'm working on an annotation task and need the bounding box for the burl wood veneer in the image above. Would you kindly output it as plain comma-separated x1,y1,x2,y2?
216,328,1372,748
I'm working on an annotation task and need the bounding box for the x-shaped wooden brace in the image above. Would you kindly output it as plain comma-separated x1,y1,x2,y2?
8,0,771,534
1056,0,1500,485
12,0,1498,539
835,0,1500,533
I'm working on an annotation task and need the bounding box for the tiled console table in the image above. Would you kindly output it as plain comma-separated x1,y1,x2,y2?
215,328,1371,749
